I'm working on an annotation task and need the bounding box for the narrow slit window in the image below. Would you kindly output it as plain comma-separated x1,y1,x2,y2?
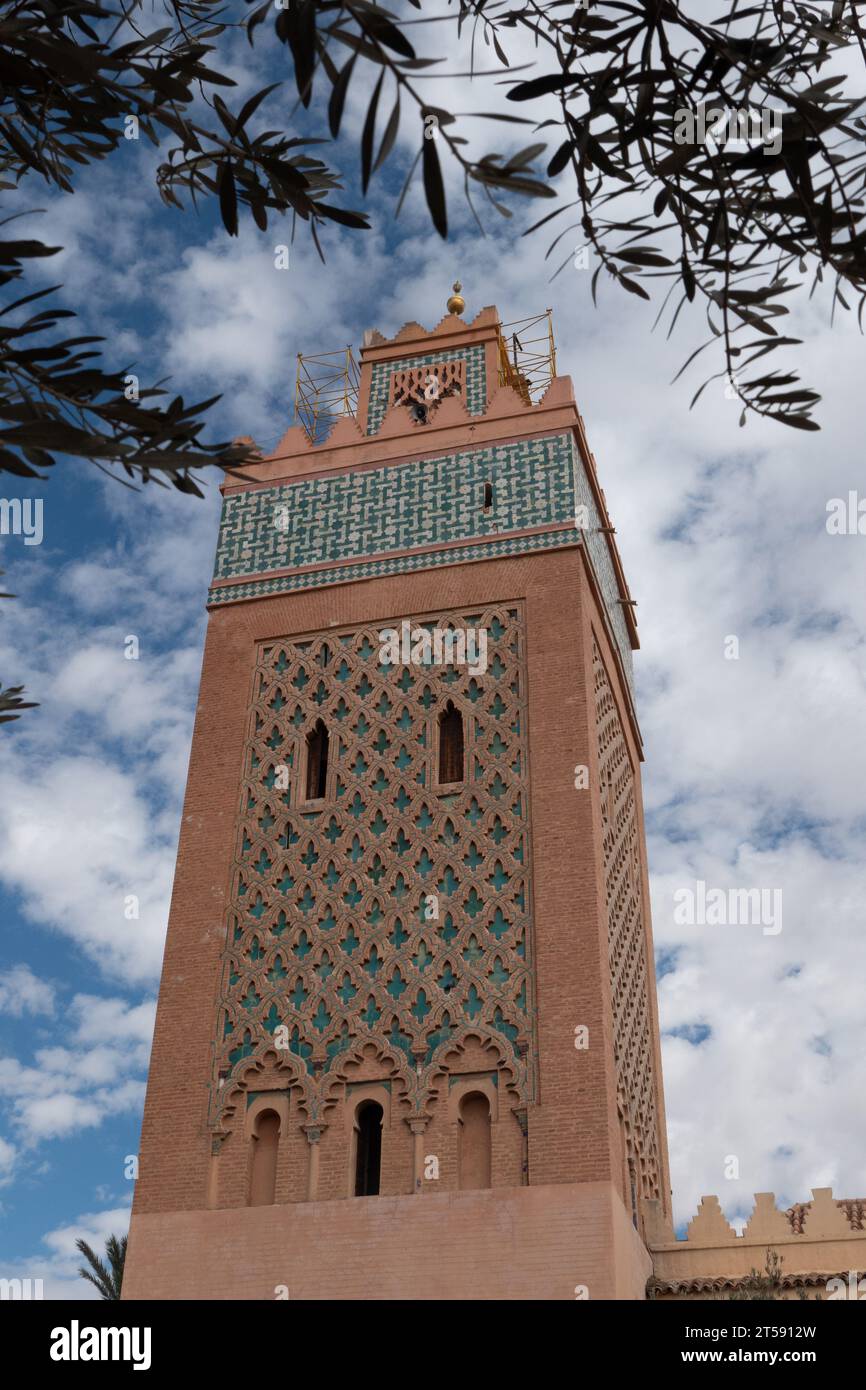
438,701,464,786
354,1101,383,1197
305,719,329,800
483,481,493,511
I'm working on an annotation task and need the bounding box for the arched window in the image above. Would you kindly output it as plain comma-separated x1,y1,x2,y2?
305,719,329,800
249,1109,280,1206
458,1092,491,1190
354,1100,383,1197
438,701,464,785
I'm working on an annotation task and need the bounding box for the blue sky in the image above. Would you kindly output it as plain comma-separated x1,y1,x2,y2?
1,6,865,1294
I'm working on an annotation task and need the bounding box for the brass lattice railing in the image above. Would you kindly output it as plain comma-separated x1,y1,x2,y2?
496,310,557,405
293,309,556,441
294,346,360,443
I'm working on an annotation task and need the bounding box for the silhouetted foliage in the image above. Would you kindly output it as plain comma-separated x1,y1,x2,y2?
76,1233,127,1300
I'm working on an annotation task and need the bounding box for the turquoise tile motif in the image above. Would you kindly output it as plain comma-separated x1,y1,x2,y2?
211,527,567,599
210,431,635,696
213,434,572,582
366,343,487,434
213,604,538,1121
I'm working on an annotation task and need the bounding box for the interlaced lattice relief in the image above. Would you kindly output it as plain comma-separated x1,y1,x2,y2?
594,640,661,1201
213,605,536,1128
391,360,464,416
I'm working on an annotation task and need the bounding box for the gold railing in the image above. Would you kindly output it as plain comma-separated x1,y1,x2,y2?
496,309,557,405
294,346,360,443
294,310,555,441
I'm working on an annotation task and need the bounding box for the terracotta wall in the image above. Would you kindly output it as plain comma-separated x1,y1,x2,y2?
124,1181,651,1301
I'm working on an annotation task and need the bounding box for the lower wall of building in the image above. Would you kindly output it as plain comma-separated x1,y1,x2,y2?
123,1181,651,1301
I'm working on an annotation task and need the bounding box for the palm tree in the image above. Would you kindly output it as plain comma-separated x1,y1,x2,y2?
76,1234,127,1301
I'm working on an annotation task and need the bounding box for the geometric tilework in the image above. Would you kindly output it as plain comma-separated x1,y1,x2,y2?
366,344,487,434
213,434,573,584
209,528,570,606
213,604,536,1125
210,528,570,605
209,431,635,699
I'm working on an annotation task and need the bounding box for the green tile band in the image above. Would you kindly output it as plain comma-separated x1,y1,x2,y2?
214,434,573,584
210,431,634,695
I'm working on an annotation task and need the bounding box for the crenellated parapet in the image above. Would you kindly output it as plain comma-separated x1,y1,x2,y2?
646,1188,866,1299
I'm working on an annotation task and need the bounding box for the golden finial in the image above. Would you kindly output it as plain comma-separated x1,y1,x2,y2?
446,280,465,316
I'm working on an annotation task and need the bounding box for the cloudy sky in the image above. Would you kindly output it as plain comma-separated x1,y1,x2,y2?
1,5,864,1297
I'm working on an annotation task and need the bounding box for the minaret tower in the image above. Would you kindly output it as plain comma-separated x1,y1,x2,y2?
124,288,671,1300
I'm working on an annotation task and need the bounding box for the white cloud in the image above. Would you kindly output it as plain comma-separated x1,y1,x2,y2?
43,1204,131,1266
0,754,175,986
0,491,219,990
69,995,155,1048
156,224,385,450
0,993,152,1148
0,1135,16,1188
0,966,55,1018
